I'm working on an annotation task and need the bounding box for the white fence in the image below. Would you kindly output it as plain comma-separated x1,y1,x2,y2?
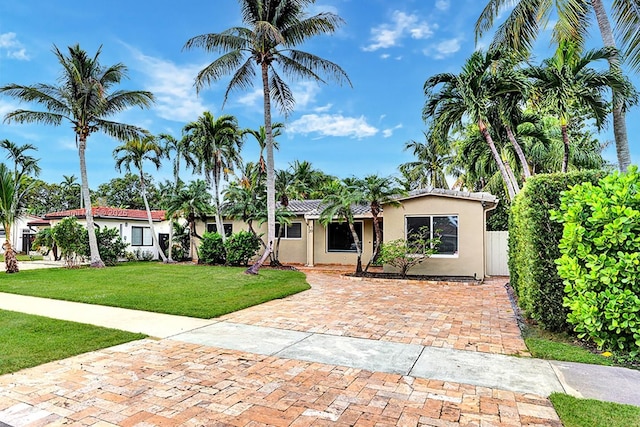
485,231,509,276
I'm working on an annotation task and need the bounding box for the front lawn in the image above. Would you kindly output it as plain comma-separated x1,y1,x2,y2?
0,262,310,318
0,309,145,375
550,393,640,427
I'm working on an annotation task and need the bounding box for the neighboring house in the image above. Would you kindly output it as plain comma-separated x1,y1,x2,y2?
43,207,170,260
0,214,45,254
195,188,498,278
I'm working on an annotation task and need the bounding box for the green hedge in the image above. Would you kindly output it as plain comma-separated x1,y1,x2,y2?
554,166,640,353
509,170,605,331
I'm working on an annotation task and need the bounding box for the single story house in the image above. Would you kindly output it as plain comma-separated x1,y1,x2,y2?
43,207,170,260
0,214,46,254
196,188,498,278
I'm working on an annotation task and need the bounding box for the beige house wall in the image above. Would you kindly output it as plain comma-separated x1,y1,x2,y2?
382,196,487,278
308,219,375,266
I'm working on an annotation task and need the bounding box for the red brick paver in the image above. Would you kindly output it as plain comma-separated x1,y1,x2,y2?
221,271,528,356
0,339,560,426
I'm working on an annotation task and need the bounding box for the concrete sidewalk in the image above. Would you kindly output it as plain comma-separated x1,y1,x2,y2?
2,292,639,407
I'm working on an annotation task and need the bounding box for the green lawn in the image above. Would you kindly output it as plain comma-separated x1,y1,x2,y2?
0,262,310,318
0,309,145,375
523,325,615,366
0,253,43,261
550,393,640,427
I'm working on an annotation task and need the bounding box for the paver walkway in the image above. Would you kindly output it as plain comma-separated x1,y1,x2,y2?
0,269,565,426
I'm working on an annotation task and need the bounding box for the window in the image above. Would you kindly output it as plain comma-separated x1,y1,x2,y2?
207,223,233,237
327,221,363,252
275,222,302,239
131,226,153,246
406,215,458,256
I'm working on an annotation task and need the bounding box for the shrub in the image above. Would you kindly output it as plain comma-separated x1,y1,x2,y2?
51,217,86,268
508,170,605,331
77,226,127,266
378,229,439,277
131,249,154,261
553,167,640,353
198,232,226,265
224,230,260,266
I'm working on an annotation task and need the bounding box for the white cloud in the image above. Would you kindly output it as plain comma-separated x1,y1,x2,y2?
0,32,30,60
314,103,333,113
382,124,403,138
236,81,320,111
287,114,378,139
237,88,263,108
435,0,450,11
129,49,210,122
424,37,462,59
363,11,434,52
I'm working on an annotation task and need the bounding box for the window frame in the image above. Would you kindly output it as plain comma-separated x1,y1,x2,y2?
206,223,233,237
275,222,303,240
326,221,363,253
405,215,459,258
131,226,153,246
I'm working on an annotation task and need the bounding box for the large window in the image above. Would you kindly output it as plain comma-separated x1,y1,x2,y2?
327,221,363,252
132,226,153,246
275,222,302,239
207,223,233,237
406,215,458,256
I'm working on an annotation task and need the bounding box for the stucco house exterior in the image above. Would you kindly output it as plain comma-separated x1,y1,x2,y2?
43,207,170,260
197,188,498,278
0,214,45,254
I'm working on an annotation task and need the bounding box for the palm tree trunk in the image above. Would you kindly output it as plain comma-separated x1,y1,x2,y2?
78,137,104,268
364,214,382,273
246,64,274,274
140,173,167,263
561,124,570,173
478,121,517,200
592,0,630,172
2,222,19,273
212,170,226,243
505,126,531,179
504,160,521,193
348,221,363,274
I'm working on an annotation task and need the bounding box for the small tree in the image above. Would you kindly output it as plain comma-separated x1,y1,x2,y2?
51,217,86,268
224,230,260,266
378,228,440,278
32,228,58,260
79,226,127,266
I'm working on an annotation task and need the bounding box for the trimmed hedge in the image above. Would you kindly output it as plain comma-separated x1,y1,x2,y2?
509,170,605,331
554,167,640,353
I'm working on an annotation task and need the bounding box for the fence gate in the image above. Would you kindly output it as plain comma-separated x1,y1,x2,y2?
486,231,509,276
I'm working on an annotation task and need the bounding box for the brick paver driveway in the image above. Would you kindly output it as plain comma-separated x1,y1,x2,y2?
0,270,561,426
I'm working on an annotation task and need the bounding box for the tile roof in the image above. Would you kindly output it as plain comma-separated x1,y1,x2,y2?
44,207,166,221
283,199,372,219
391,188,499,204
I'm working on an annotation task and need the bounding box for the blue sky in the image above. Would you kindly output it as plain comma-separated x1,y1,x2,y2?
0,0,637,189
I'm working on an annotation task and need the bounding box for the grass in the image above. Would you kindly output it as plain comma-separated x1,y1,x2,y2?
0,309,145,375
523,324,615,366
0,262,310,318
0,253,43,261
550,393,640,427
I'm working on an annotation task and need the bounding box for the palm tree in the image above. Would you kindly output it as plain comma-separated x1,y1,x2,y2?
0,163,32,273
60,174,82,209
184,0,351,274
525,42,630,172
399,132,451,190
423,49,520,201
245,123,283,173
158,133,195,188
165,180,213,262
356,174,405,272
320,179,366,275
184,112,243,243
475,0,640,171
113,136,168,262
0,139,41,180
0,44,154,267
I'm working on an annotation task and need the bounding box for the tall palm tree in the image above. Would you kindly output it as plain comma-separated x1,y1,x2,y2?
184,112,243,243
475,0,640,171
113,136,168,262
165,180,213,262
158,132,195,188
356,174,405,272
0,163,32,273
525,42,630,172
60,174,82,209
423,49,520,201
184,0,351,274
0,44,154,267
399,132,452,190
320,179,366,274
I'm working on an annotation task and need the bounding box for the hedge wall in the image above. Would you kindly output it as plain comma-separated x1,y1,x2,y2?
508,170,605,331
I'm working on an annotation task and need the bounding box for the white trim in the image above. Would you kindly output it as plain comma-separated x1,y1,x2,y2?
404,214,459,257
